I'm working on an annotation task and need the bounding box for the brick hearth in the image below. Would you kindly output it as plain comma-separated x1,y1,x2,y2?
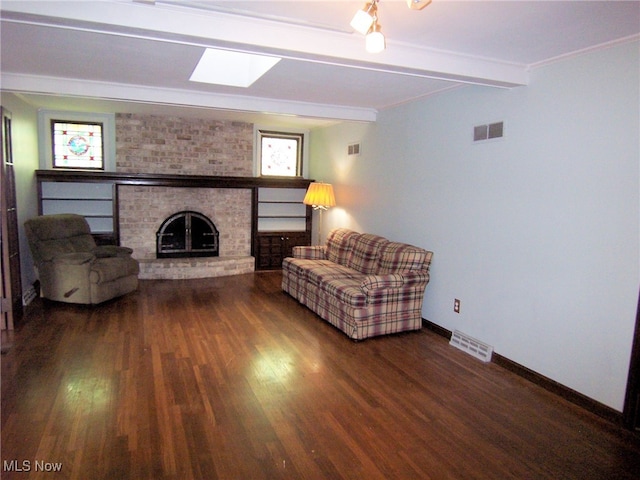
138,257,254,280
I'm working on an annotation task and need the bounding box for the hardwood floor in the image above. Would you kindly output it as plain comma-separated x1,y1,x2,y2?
2,271,639,479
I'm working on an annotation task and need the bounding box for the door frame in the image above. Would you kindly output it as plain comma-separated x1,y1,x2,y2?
0,106,22,330
623,289,640,430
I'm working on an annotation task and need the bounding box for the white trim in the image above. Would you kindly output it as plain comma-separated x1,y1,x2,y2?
528,33,640,70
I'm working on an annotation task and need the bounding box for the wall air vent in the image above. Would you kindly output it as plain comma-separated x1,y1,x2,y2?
348,142,361,156
449,330,494,362
474,121,504,142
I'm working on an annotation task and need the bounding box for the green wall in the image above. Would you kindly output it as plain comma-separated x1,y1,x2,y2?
309,40,640,411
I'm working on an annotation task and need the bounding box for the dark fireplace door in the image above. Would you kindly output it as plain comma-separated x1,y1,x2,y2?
156,211,219,258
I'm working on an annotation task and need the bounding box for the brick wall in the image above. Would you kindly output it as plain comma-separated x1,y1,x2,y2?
115,114,254,273
115,113,254,175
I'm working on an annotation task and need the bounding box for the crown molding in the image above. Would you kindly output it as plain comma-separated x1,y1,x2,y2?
528,33,640,70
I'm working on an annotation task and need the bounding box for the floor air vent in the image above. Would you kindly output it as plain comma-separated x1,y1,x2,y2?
22,285,37,306
449,330,493,363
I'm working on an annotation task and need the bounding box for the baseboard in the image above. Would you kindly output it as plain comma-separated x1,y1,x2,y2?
422,318,452,339
493,353,624,425
422,318,624,426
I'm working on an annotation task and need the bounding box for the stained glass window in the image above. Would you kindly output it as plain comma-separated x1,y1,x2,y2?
51,120,104,170
259,131,303,177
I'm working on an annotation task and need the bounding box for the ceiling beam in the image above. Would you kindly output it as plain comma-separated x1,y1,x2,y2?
1,1,529,88
1,72,378,123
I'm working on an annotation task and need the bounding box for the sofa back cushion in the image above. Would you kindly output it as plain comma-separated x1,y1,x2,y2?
377,242,430,274
346,233,387,274
25,214,97,263
326,228,357,265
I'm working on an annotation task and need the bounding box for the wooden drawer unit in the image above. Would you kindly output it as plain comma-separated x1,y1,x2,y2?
256,231,310,270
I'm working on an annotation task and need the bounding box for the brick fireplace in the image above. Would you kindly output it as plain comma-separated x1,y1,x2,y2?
118,186,253,279
115,113,255,279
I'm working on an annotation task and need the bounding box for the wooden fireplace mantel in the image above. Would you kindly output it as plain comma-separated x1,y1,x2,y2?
35,170,314,189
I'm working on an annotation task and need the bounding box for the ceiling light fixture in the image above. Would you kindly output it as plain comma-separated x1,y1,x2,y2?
407,0,432,10
352,0,431,53
365,16,385,54
351,0,385,53
350,2,377,35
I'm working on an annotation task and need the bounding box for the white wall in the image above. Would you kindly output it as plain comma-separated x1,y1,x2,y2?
0,93,40,296
309,40,640,412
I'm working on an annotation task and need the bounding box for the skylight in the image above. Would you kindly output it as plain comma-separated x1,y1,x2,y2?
189,48,281,88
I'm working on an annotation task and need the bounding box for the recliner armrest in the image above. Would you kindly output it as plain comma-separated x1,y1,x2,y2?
93,245,134,258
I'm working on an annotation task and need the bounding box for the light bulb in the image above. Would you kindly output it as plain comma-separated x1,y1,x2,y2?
350,8,374,35
365,26,385,53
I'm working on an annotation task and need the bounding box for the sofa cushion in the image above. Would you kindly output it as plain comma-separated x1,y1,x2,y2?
377,242,428,274
37,239,75,262
28,213,92,240
307,263,361,287
326,228,358,265
318,277,367,308
346,233,387,274
290,245,326,260
283,258,336,280
25,213,97,263
52,252,95,265
89,256,140,284
69,235,99,252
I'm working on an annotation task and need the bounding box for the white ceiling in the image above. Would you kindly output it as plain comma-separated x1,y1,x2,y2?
1,1,639,127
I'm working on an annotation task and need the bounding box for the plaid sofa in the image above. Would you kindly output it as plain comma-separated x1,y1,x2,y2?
282,228,433,340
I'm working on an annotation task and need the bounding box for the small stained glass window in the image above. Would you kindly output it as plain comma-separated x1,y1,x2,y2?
259,131,303,177
51,120,104,170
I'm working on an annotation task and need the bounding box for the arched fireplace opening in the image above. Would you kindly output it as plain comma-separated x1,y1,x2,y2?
156,211,219,258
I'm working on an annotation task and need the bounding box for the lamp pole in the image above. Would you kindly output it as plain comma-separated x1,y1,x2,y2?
315,206,327,245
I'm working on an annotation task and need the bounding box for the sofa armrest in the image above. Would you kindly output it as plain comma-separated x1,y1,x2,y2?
93,245,134,258
361,274,405,293
51,252,95,265
292,245,327,260
361,270,430,294
401,270,431,286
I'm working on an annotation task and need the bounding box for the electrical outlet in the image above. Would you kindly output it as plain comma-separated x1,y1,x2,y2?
454,299,460,313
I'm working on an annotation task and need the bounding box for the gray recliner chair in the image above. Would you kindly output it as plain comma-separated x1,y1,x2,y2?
24,213,139,305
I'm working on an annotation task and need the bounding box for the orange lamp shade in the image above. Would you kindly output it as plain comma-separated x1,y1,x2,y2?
303,182,336,209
